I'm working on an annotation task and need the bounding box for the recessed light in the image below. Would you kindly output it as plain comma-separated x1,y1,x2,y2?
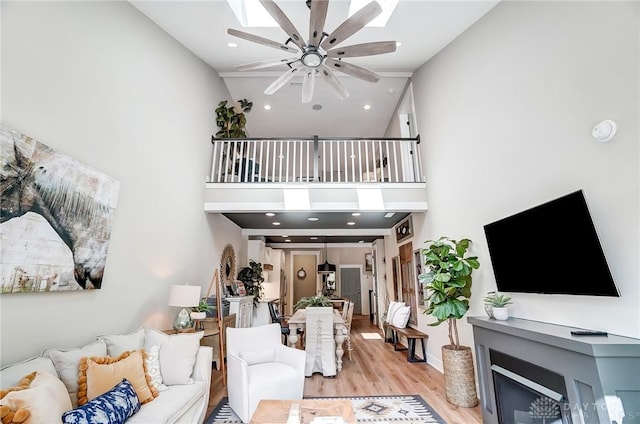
384,212,396,218
285,239,291,242
352,212,361,216
312,104,322,111
347,221,356,226
388,88,395,95
363,104,372,110
265,212,275,217
272,222,281,226
227,42,238,48
310,236,318,240
307,217,319,222
264,104,272,110
358,240,364,243
281,235,288,238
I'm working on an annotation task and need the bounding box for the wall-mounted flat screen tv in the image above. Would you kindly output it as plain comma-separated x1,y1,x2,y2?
483,190,619,296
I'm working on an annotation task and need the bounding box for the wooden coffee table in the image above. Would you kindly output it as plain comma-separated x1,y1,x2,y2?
250,399,356,424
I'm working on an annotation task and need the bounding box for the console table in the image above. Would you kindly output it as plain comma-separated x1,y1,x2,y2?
227,296,253,328
468,316,640,424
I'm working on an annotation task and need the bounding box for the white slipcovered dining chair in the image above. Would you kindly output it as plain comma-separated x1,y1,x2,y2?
226,323,306,423
342,301,355,361
304,307,337,377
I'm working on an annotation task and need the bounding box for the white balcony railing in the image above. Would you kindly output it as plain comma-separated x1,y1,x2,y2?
209,136,423,184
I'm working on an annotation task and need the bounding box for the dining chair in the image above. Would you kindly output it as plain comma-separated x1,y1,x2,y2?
304,307,336,377
268,300,304,347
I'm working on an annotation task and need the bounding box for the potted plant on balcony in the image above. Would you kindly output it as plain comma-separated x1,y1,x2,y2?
418,237,480,408
236,260,264,307
215,99,253,138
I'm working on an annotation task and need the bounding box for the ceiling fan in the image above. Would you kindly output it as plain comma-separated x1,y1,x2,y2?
227,0,397,103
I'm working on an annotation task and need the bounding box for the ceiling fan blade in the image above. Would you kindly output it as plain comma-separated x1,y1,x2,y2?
259,0,306,50
320,1,382,50
236,57,298,71
309,0,329,47
264,64,302,95
302,69,316,104
327,41,397,59
228,28,298,53
325,58,380,83
319,65,349,100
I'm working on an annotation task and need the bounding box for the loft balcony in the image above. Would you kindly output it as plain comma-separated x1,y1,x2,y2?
204,137,428,213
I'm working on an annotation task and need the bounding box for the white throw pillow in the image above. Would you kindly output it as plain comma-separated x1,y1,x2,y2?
145,344,168,392
97,328,145,357
390,306,411,329
386,301,405,324
239,348,276,365
144,328,203,385
44,340,107,407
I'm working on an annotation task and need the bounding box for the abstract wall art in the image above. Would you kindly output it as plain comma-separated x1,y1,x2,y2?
0,124,120,293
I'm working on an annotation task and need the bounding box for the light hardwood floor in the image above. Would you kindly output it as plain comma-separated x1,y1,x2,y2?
206,315,482,424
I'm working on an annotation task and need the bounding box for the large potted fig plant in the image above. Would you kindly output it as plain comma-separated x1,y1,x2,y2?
418,237,480,408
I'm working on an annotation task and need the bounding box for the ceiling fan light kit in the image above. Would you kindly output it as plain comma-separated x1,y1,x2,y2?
227,0,397,103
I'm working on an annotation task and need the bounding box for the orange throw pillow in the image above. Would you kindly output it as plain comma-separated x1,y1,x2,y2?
0,370,72,424
77,350,158,406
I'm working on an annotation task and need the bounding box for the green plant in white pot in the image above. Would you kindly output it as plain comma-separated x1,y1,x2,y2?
484,292,512,320
418,236,480,408
293,294,332,311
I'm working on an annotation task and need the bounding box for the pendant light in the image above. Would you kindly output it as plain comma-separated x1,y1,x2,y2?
317,236,336,274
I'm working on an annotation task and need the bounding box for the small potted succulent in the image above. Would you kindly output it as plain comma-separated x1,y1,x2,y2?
484,292,512,320
191,298,212,320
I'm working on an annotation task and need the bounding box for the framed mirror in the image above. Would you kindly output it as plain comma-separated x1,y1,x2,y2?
220,244,236,286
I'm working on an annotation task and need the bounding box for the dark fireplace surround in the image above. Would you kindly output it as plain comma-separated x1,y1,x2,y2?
468,317,640,424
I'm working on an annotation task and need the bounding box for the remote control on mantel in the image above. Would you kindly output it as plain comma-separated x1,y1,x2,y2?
570,330,608,336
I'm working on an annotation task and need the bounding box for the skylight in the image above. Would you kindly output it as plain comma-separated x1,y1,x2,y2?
348,0,399,27
227,0,398,29
226,0,278,27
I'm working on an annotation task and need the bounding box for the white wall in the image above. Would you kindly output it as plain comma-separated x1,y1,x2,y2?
0,1,239,364
410,0,639,368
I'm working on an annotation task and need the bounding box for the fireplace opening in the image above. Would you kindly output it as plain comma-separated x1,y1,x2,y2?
490,350,571,424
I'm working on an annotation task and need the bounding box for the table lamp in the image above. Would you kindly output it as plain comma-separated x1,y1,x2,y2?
169,284,200,331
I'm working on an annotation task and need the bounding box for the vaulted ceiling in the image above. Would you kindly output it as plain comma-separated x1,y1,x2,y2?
130,0,498,243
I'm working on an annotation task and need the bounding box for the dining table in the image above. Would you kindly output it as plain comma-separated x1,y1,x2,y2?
287,308,347,372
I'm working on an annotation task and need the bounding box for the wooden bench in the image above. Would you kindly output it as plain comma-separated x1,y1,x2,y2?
383,323,428,363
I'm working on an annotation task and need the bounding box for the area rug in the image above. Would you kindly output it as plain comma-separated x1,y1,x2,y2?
205,395,447,423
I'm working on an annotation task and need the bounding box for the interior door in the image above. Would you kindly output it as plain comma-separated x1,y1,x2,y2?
340,267,362,315
399,242,417,325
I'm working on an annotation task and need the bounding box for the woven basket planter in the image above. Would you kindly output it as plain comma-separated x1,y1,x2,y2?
442,345,479,407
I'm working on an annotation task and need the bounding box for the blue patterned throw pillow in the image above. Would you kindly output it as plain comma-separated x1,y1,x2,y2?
62,379,140,424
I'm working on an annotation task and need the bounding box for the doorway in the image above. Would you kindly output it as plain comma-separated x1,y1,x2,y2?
340,266,362,315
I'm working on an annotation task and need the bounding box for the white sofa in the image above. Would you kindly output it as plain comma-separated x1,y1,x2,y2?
0,328,212,424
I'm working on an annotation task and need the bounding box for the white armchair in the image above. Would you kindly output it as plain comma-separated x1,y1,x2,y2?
226,323,306,423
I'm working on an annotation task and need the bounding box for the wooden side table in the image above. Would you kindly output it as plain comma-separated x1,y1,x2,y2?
163,314,236,371
199,314,236,370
